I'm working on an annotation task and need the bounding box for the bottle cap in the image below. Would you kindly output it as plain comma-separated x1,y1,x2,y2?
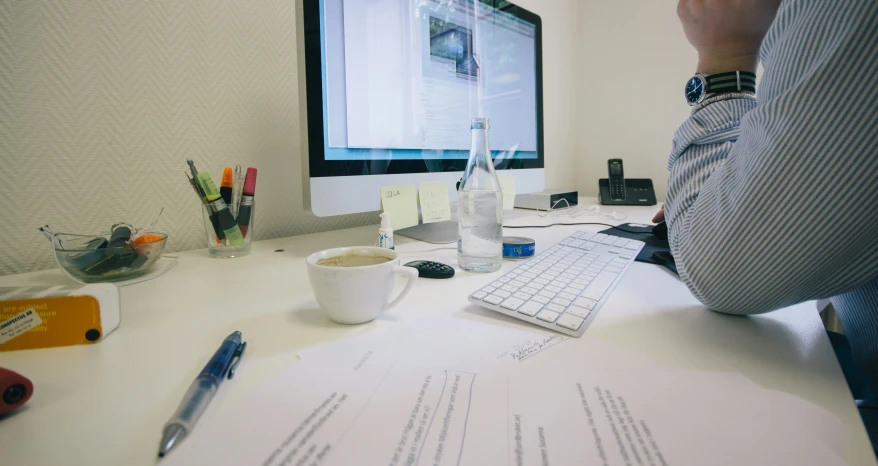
471,118,489,130
221,167,234,188
380,212,392,230
243,168,258,196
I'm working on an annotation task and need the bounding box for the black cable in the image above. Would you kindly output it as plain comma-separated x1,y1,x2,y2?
503,222,652,235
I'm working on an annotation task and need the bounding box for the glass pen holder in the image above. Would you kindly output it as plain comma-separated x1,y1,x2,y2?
200,199,254,258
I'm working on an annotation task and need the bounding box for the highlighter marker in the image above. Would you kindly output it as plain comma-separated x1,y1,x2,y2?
196,173,245,246
237,168,257,238
220,167,234,205
187,173,225,243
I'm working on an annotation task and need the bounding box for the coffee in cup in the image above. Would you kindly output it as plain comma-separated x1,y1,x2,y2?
316,255,392,267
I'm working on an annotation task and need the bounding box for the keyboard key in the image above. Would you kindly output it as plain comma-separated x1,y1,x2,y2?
513,292,533,301
521,286,540,295
608,249,622,254
566,283,585,292
501,297,525,311
537,310,561,322
531,295,551,304
568,266,584,273
543,272,560,279
612,258,628,266
620,253,635,260
556,277,572,285
624,243,640,250
544,285,563,293
494,290,512,299
507,272,520,279
552,298,572,307
490,281,504,288
566,305,590,318
528,282,545,290
580,272,618,301
570,240,584,247
601,237,616,245
586,266,602,274
518,301,544,317
501,284,518,293
482,286,497,294
573,297,598,310
605,266,622,273
509,280,526,287
498,277,512,283
521,272,538,279
534,277,551,285
560,272,577,280
558,292,577,301
472,291,487,300
538,290,556,299
545,303,567,313
556,314,584,331
484,295,504,305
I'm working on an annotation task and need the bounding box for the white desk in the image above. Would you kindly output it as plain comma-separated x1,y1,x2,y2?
0,203,874,465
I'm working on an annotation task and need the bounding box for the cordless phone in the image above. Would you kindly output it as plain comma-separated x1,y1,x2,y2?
607,159,626,201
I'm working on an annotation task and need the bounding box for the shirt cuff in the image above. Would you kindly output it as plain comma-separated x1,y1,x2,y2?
668,98,758,170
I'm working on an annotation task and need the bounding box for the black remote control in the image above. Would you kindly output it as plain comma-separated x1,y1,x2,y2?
404,261,455,279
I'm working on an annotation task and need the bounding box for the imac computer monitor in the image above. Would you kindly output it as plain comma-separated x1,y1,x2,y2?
299,0,545,219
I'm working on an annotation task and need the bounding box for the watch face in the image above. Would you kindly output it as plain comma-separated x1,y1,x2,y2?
685,76,705,104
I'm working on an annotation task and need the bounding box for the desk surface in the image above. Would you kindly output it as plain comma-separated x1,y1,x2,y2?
0,202,874,465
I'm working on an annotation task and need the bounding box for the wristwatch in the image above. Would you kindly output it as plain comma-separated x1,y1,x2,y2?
684,71,756,106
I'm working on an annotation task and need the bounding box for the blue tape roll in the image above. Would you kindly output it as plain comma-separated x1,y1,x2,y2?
503,236,536,258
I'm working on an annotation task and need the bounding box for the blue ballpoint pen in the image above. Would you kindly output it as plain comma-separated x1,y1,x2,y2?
157,331,247,458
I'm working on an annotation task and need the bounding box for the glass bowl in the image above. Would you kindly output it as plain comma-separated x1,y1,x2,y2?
53,232,168,283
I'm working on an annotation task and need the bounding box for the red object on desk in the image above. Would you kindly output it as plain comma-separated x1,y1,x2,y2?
0,367,33,415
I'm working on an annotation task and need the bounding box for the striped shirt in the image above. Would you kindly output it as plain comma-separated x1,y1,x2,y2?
665,0,878,388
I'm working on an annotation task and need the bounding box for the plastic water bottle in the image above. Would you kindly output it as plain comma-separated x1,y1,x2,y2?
457,118,503,273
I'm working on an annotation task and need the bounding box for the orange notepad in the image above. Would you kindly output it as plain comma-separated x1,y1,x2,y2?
0,284,120,352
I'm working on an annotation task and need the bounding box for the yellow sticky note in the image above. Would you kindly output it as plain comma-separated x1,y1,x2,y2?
418,181,452,224
498,176,516,211
380,184,419,230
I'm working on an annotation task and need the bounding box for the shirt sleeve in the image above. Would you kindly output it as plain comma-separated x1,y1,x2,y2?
664,0,878,315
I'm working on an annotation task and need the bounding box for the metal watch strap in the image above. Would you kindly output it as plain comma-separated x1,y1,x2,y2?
692,92,757,114
706,71,757,94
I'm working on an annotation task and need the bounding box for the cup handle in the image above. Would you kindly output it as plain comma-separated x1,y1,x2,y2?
384,266,419,310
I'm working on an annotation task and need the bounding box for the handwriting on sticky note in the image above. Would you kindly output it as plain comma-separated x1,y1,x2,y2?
418,181,451,224
380,184,419,230
498,176,516,210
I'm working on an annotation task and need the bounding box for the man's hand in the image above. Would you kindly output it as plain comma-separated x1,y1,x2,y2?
678,0,782,74
653,207,665,224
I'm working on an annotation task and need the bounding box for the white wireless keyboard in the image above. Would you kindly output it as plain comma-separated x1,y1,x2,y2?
468,231,644,337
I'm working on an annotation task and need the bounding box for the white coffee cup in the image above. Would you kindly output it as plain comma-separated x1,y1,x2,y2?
306,247,419,324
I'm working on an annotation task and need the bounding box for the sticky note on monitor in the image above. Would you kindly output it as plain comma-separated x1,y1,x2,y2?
380,184,419,230
498,176,516,211
418,181,452,224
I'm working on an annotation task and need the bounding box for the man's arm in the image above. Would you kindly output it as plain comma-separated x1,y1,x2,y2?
667,0,878,315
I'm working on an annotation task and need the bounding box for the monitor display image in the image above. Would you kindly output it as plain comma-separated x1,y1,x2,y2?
300,0,544,217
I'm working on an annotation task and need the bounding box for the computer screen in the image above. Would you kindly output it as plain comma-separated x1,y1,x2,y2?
301,0,544,216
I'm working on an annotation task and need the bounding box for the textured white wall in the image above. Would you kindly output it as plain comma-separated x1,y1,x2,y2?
0,0,580,276
574,0,697,199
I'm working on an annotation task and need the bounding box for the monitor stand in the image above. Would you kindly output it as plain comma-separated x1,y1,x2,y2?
395,204,532,244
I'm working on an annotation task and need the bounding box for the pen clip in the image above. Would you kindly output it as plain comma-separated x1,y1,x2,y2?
227,341,247,379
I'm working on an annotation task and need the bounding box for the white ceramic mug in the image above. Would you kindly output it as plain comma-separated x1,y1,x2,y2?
306,247,419,324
